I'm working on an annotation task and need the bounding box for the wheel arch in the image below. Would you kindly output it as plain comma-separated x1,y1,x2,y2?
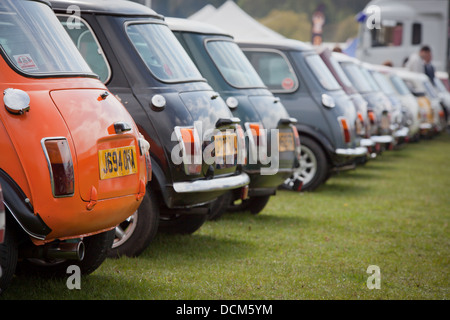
0,169,52,241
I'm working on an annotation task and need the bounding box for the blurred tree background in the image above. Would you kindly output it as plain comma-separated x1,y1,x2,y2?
129,0,368,43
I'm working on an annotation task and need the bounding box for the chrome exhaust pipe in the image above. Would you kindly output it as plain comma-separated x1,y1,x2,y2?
20,241,85,261
46,242,85,261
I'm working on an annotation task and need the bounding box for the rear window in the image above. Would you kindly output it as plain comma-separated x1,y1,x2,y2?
372,72,396,95
57,15,111,83
206,40,265,89
305,54,341,91
0,0,93,77
244,49,298,92
329,55,354,89
390,75,411,95
126,22,203,83
340,62,373,93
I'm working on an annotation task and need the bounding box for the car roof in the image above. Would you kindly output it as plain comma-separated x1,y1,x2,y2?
166,17,233,38
237,38,314,53
48,0,163,19
31,0,52,6
332,52,361,65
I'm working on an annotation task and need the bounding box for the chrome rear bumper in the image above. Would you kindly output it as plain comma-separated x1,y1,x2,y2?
173,172,250,193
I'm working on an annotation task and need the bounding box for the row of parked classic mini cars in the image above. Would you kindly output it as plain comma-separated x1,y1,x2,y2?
1,0,448,294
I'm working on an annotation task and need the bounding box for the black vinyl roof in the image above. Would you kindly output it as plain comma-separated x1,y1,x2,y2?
238,38,314,53
166,17,233,38
48,0,163,19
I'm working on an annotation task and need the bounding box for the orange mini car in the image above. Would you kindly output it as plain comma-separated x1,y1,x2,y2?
0,0,150,293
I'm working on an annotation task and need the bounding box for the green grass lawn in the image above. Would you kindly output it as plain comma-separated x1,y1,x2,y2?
2,134,449,300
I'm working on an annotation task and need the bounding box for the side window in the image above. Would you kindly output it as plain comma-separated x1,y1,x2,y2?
412,23,422,45
243,50,298,93
56,15,111,83
371,22,403,47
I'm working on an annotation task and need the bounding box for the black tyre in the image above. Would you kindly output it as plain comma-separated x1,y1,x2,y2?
158,214,207,235
283,136,329,191
0,216,18,294
245,195,271,215
208,192,232,221
226,195,271,215
16,230,115,278
107,191,160,258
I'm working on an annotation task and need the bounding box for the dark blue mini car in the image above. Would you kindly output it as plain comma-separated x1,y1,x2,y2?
239,39,368,191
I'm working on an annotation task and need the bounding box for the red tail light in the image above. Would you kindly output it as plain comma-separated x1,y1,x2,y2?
248,123,264,146
175,127,202,175
245,122,266,164
42,138,74,197
338,117,351,144
368,111,376,125
236,124,247,165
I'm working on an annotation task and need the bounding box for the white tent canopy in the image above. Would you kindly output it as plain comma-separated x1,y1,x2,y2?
188,1,285,41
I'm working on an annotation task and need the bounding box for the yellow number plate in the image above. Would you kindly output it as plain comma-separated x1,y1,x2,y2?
99,146,138,180
214,133,237,158
278,132,295,152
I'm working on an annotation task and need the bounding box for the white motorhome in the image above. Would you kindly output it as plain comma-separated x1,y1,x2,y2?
356,0,449,72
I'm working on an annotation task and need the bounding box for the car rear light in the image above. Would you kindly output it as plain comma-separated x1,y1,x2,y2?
355,112,365,136
174,127,202,175
42,138,75,197
338,117,351,144
292,125,301,162
245,122,267,164
368,110,376,125
236,124,247,165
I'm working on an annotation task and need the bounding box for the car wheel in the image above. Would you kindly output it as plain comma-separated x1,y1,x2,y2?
107,191,160,258
226,195,271,215
245,195,271,215
158,214,207,235
283,136,329,191
0,216,18,294
16,230,115,277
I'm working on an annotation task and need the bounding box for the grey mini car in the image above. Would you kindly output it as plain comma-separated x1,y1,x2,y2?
239,39,367,191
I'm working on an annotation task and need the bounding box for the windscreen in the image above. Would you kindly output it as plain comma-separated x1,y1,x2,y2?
0,0,93,76
206,40,265,88
127,23,203,82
